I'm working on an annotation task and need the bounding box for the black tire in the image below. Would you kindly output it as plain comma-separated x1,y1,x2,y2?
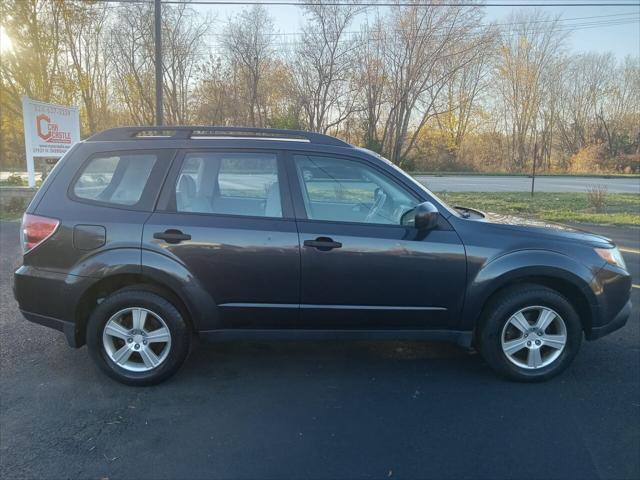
478,284,582,382
86,289,191,386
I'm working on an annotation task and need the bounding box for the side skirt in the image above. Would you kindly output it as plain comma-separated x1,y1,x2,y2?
198,329,473,348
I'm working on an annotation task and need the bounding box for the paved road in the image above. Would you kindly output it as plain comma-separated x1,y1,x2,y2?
1,220,638,480
416,175,640,193
4,170,639,193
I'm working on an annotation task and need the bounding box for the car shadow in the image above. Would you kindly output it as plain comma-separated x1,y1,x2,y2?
172,339,493,386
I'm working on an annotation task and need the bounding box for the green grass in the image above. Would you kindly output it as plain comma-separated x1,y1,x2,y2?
1,188,638,226
437,192,640,226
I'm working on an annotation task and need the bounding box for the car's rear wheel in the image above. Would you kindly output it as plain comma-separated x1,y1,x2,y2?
478,285,582,382
87,289,190,385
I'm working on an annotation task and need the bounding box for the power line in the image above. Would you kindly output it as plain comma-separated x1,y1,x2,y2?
194,18,639,52
202,12,640,36
202,17,640,42
90,0,640,7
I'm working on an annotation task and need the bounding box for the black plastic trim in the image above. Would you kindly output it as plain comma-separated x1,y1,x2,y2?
20,310,81,348
199,328,473,347
587,300,631,340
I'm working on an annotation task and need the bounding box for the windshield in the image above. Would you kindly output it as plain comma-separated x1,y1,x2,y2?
356,148,460,217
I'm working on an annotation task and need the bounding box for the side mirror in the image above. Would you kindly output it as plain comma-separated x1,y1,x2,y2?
414,201,439,231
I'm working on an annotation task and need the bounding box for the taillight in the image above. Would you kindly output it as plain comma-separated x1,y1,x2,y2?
21,213,59,253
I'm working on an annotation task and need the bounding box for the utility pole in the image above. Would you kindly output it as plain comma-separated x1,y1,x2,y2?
154,0,163,126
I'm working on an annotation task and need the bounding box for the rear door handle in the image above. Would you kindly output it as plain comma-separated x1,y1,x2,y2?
303,237,342,251
153,229,191,244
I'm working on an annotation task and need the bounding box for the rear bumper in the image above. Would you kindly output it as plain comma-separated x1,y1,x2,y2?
14,265,90,348
20,310,81,347
587,300,631,340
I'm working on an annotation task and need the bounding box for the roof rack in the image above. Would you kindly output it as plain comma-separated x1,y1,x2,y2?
86,126,351,147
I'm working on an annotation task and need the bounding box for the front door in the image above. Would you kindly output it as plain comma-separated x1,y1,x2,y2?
289,153,466,330
143,149,300,329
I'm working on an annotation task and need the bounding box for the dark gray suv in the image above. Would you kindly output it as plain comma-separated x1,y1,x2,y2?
13,127,632,385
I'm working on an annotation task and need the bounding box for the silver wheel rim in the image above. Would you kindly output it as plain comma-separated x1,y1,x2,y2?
102,307,172,373
501,306,567,370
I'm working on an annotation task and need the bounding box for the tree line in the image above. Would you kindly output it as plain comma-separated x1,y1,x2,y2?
1,0,638,173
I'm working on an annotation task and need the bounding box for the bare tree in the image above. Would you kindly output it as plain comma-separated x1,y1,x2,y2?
221,5,274,127
435,28,496,155
195,54,234,125
355,16,388,151
556,52,613,155
1,0,637,173
60,0,111,134
596,55,640,157
381,4,488,165
494,10,566,170
0,0,71,168
162,3,210,125
293,1,363,133
535,57,563,170
107,2,156,125
0,0,69,107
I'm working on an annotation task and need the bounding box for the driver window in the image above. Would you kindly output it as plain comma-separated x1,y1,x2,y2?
294,155,419,225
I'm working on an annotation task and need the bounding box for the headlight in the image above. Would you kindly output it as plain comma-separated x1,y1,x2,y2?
595,247,627,270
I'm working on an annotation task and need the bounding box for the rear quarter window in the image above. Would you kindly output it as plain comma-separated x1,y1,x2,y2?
70,149,174,210
73,153,156,205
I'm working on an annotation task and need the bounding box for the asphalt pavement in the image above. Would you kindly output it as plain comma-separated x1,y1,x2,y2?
0,220,638,480
416,175,640,193
3,170,639,193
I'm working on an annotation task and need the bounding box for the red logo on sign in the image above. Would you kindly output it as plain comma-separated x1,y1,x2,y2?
36,114,71,144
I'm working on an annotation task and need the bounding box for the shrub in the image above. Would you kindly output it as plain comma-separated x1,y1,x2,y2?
3,173,26,186
615,154,640,174
586,184,608,213
570,145,608,174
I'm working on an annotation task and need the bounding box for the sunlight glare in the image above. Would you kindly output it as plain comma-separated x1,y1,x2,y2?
0,26,13,54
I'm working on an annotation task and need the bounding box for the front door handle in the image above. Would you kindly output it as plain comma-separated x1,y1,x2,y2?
303,237,342,251
153,229,191,244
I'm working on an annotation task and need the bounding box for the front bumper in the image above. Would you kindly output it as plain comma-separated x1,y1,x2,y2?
586,262,633,340
587,300,631,340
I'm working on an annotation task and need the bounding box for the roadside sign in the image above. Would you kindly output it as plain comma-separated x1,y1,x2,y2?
21,96,80,187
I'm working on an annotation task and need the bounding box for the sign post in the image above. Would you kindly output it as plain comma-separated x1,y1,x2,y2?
21,97,80,187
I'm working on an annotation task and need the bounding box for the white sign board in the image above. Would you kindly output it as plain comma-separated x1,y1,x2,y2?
22,96,80,187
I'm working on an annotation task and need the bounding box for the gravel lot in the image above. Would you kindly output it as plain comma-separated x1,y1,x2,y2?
1,220,638,480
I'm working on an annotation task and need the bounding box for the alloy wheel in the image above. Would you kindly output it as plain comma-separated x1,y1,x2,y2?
500,306,567,370
102,307,172,372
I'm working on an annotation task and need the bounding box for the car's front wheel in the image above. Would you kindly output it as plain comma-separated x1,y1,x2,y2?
478,285,582,382
86,289,190,385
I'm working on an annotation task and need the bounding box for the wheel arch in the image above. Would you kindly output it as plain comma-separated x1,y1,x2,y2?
74,273,194,347
463,250,599,335
73,251,220,347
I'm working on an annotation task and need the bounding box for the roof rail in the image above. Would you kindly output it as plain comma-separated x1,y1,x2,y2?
86,126,351,147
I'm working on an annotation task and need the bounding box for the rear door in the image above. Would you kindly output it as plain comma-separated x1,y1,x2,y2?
28,147,174,276
288,152,466,330
143,149,300,329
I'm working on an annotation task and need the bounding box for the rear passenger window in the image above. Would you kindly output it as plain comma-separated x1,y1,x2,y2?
176,152,282,218
73,153,157,206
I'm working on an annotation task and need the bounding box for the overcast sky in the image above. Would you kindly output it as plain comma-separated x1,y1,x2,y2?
192,1,640,59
